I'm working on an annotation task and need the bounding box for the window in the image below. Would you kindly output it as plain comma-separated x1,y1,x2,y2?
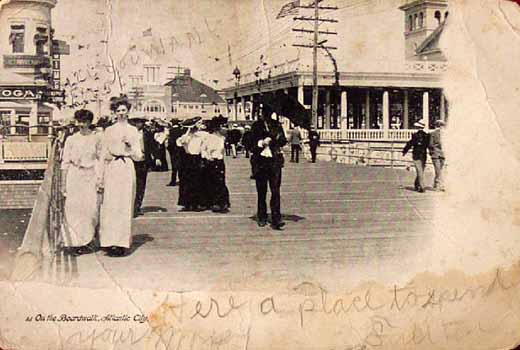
37,114,50,134
10,24,25,53
435,11,442,25
144,66,160,83
34,27,49,55
413,14,418,30
445,11,449,20
16,114,29,135
0,111,11,137
143,100,165,113
418,12,424,28
172,105,177,114
408,15,413,31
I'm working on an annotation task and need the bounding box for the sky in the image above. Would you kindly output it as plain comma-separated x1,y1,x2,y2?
50,0,407,113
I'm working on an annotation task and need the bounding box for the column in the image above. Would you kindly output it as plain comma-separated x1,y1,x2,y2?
383,90,389,137
10,109,16,136
340,90,348,129
403,90,409,129
233,97,238,121
440,92,446,121
241,96,246,120
325,89,331,129
365,90,371,129
29,102,38,137
422,91,429,130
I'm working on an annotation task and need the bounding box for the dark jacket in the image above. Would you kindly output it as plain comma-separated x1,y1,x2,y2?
251,119,287,167
428,128,444,159
167,126,184,151
141,128,155,169
403,130,429,160
241,130,253,151
308,130,320,148
227,129,242,145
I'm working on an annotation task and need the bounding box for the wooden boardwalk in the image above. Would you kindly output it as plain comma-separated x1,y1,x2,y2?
44,157,439,291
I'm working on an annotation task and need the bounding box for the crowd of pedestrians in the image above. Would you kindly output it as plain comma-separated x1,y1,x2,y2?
58,93,446,258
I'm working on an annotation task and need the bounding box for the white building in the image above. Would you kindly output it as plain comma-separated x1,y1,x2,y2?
0,0,63,168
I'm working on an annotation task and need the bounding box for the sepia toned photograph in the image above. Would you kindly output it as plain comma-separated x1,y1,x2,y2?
1,0,520,349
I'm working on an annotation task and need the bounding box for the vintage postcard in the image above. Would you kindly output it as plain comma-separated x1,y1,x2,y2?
0,0,519,349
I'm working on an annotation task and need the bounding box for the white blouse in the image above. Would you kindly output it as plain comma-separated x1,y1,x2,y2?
100,121,143,161
177,130,208,155
61,132,102,170
201,133,225,160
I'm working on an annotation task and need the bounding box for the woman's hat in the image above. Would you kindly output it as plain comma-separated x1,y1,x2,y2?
181,116,202,127
434,120,446,127
153,118,170,127
129,115,148,122
414,121,426,129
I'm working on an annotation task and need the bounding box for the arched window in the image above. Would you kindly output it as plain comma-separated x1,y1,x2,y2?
435,11,442,25
143,100,165,113
418,12,424,28
408,15,413,31
444,11,449,20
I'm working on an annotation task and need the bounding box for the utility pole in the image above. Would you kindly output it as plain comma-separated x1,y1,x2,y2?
293,0,338,129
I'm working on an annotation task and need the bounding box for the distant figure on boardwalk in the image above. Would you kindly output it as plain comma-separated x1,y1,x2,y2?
61,109,102,256
201,116,230,213
176,117,207,211
166,120,184,187
227,124,242,158
289,126,302,163
152,120,169,172
428,120,446,191
308,128,320,163
129,116,154,217
98,96,143,257
251,105,287,230
403,120,430,193
241,125,253,158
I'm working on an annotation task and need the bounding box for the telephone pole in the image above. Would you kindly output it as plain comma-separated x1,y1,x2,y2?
293,0,338,129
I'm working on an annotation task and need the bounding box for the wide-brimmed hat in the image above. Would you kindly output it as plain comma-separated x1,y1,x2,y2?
414,121,426,129
434,120,446,127
153,118,170,127
129,115,148,122
169,118,181,126
181,116,202,127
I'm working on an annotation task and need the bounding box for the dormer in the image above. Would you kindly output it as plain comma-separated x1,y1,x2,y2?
400,0,448,60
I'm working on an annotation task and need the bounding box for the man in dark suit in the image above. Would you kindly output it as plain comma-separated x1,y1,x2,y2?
167,120,184,186
308,128,320,163
129,116,154,216
428,120,446,191
403,120,430,193
251,105,287,230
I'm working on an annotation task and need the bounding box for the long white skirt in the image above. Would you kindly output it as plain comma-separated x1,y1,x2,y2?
99,158,136,248
62,166,99,247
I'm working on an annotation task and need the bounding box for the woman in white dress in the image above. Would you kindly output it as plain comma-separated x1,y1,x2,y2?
98,96,143,257
61,109,102,256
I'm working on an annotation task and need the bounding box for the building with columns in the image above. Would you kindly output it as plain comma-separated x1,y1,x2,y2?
0,0,63,169
221,0,448,144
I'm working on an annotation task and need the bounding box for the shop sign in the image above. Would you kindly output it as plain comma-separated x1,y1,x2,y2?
0,87,44,100
3,55,51,68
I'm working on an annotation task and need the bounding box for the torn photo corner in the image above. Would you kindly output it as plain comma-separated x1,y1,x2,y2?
1,0,520,349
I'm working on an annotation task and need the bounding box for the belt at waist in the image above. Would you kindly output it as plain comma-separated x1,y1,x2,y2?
112,155,130,163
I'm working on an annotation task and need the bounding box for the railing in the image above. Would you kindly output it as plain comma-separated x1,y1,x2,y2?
10,137,65,280
302,129,415,143
0,125,55,162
